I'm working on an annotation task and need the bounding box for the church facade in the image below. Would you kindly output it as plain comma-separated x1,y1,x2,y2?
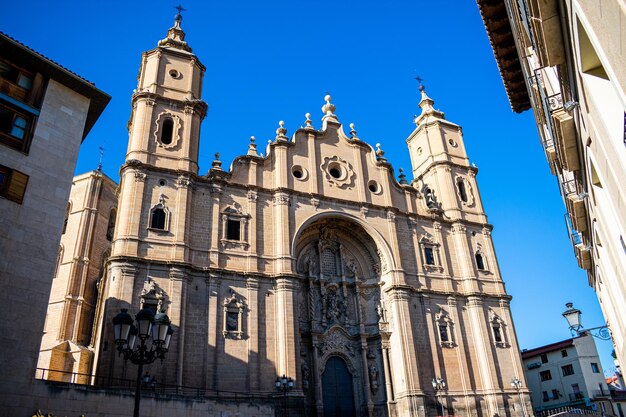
84,16,529,417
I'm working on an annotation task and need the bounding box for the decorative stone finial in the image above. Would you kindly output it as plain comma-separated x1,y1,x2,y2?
398,168,408,185
275,120,288,141
321,94,336,119
349,123,357,138
375,143,387,163
247,136,258,156
304,113,313,130
212,152,222,170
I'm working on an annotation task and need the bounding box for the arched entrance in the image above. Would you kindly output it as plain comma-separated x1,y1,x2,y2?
322,356,356,417
294,216,390,417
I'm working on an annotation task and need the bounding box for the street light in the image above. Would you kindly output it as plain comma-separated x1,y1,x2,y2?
113,308,173,417
511,377,526,417
562,303,611,340
432,377,446,417
275,374,294,417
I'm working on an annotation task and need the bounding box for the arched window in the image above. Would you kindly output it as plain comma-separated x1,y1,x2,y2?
457,180,468,203
150,208,166,230
106,208,117,241
475,252,485,270
161,118,173,145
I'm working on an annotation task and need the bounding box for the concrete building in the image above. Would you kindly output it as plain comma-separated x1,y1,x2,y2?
0,32,109,407
37,170,118,381
521,334,612,415
75,13,532,417
476,0,626,366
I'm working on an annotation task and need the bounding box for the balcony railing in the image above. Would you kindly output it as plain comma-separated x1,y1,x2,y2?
568,393,585,401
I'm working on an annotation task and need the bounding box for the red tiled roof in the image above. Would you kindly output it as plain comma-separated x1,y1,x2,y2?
521,338,575,359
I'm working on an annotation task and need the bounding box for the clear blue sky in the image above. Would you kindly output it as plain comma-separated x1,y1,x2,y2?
2,1,616,375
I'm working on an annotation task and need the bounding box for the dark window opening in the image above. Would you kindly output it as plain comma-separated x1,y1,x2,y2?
106,208,116,241
439,324,449,342
0,164,28,204
143,302,158,315
150,208,166,230
562,364,575,376
541,353,548,363
591,363,600,373
226,219,241,241
540,370,552,381
424,247,435,265
457,180,468,202
561,349,568,357
475,253,485,270
552,389,560,399
329,167,341,179
493,326,502,343
542,391,549,402
161,118,174,145
226,311,238,331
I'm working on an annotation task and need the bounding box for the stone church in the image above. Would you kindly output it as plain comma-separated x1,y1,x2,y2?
41,14,530,417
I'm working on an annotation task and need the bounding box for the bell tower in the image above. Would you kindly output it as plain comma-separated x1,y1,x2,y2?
406,85,487,223
126,10,207,174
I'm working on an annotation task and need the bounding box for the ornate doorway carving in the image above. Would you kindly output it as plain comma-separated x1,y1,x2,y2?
296,218,389,417
322,356,356,417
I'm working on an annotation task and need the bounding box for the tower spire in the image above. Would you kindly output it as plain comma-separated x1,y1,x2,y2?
413,77,445,125
158,5,192,52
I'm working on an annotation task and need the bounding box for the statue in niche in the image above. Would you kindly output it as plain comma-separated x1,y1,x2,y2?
344,257,358,277
369,363,380,393
325,288,343,324
319,225,337,245
301,361,310,390
376,302,387,322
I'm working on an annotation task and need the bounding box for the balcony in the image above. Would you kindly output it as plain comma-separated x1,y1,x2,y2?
568,392,585,401
528,0,565,66
561,178,588,233
553,108,580,171
574,243,592,270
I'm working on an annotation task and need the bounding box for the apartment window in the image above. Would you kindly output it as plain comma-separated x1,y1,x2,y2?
562,364,575,376
0,164,28,204
0,101,35,152
542,391,549,402
540,370,552,381
552,389,560,400
561,349,568,358
226,219,241,241
591,363,600,373
541,353,548,363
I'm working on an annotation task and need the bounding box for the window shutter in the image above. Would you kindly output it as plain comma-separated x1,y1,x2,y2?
6,169,28,203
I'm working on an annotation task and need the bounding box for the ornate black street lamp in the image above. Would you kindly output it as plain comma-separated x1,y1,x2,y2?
432,377,446,417
113,308,173,417
511,377,526,417
275,374,294,417
562,302,611,340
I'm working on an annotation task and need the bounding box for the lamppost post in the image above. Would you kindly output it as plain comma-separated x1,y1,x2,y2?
432,377,446,417
275,374,294,417
511,377,526,417
113,308,174,417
